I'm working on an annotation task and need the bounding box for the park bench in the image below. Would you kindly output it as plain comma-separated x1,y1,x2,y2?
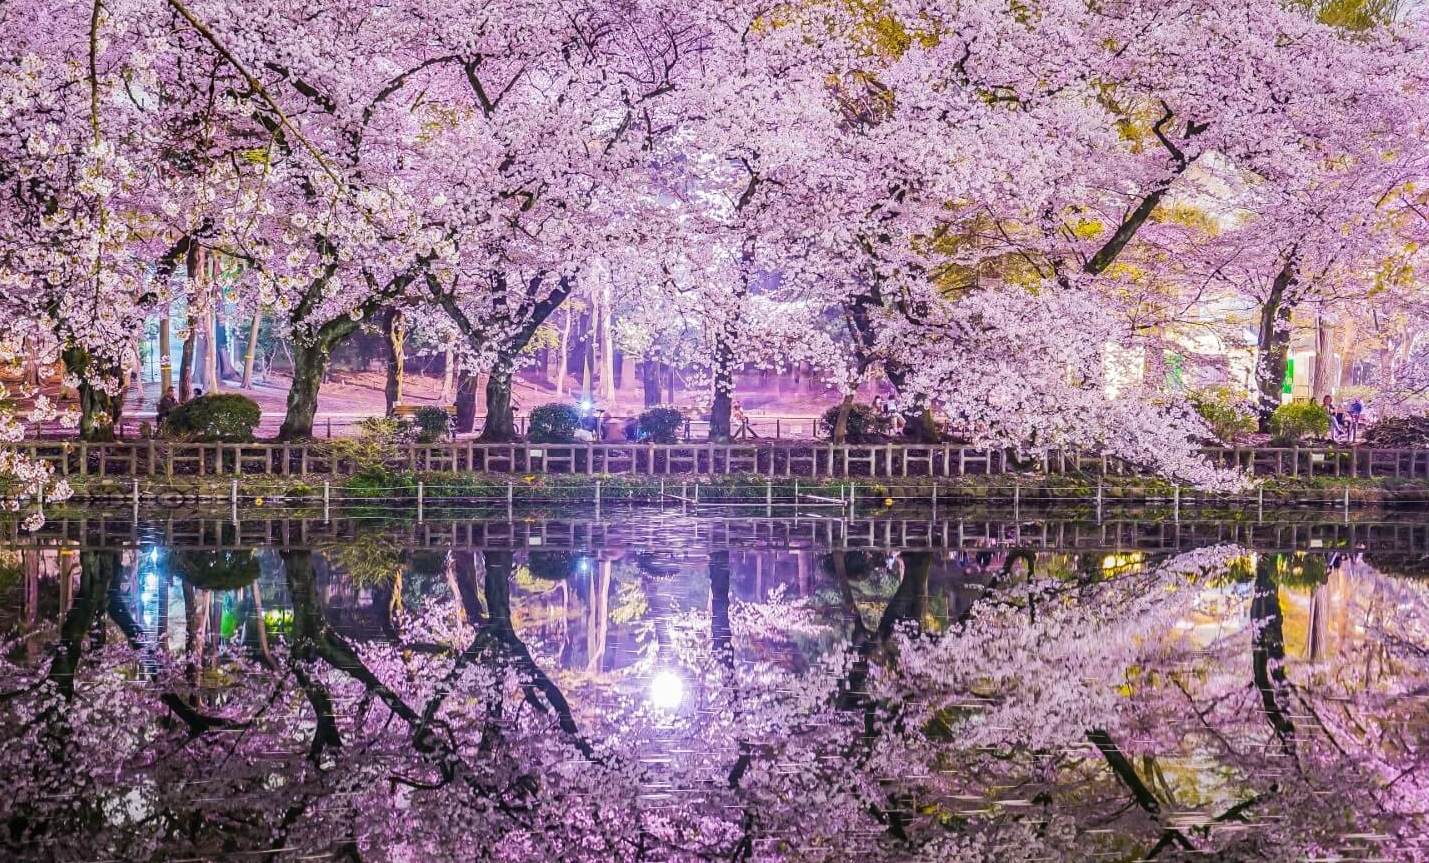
391,404,457,420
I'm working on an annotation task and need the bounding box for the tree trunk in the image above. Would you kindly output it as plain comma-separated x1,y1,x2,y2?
440,346,455,402
640,359,662,407
278,320,356,441
178,326,196,401
831,392,854,443
709,331,734,442
1252,555,1296,754
158,313,172,391
455,366,478,433
555,308,571,398
599,284,616,402
215,308,236,381
383,308,405,416
203,304,220,394
1311,315,1333,401
480,365,517,441
241,310,261,389
1255,256,1297,430
62,346,120,442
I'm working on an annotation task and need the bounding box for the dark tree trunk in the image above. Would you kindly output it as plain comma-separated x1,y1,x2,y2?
382,308,405,416
479,366,517,441
177,329,196,401
831,393,854,443
1252,555,1296,753
51,550,118,698
278,320,356,441
215,313,236,380
454,370,478,434
278,340,325,441
1256,256,1298,431
640,360,662,408
709,550,733,665
62,346,120,442
709,334,735,441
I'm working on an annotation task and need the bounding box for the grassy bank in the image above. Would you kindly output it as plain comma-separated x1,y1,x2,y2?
47,469,1429,511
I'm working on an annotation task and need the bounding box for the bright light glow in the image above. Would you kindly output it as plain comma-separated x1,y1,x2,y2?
647,670,684,710
579,400,594,414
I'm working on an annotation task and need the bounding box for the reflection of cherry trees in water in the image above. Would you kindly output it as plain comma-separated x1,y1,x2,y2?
2,540,1427,861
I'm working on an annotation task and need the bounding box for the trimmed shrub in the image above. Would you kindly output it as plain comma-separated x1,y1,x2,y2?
819,402,889,443
528,403,581,443
638,406,685,443
162,393,261,442
1188,385,1257,443
1268,401,1330,445
412,406,452,443
172,550,260,591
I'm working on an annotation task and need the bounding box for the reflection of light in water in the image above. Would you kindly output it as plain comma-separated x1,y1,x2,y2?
578,556,591,574
648,670,684,710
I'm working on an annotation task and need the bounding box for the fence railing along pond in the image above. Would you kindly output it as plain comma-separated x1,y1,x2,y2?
6,440,1428,480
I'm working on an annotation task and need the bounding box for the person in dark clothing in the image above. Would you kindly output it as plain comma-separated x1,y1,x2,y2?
156,387,178,428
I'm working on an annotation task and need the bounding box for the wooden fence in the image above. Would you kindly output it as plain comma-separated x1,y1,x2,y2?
10,511,1429,556
7,440,1429,480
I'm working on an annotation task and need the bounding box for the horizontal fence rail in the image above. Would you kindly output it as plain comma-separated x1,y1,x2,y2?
9,512,1429,556
5,440,1429,482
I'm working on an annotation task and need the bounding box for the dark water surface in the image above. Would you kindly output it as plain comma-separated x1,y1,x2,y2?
2,508,1428,861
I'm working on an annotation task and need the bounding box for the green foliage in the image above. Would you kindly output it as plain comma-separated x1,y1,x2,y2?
1188,386,1257,443
819,402,890,442
1269,401,1330,445
162,393,261,442
528,403,581,443
171,550,260,591
326,416,412,478
637,406,685,443
412,406,452,443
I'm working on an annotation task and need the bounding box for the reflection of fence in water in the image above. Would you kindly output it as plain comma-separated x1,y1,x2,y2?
8,513,1429,556
6,440,1429,481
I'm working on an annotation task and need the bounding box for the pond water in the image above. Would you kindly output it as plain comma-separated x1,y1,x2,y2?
2,508,1428,861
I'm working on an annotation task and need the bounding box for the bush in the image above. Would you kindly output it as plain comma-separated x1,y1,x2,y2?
1364,415,1429,447
638,406,685,443
172,550,260,591
162,393,261,442
1188,385,1257,443
412,406,452,443
819,402,889,443
1268,401,1330,445
528,403,581,443
325,416,412,478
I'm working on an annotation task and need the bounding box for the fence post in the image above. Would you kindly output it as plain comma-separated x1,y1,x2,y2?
507,481,514,520
323,480,330,524
1012,484,1019,521
132,478,139,520
595,480,602,519
766,480,772,516
1257,485,1263,523
1173,484,1180,522
1095,480,1103,523
326,417,332,439
417,481,425,523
